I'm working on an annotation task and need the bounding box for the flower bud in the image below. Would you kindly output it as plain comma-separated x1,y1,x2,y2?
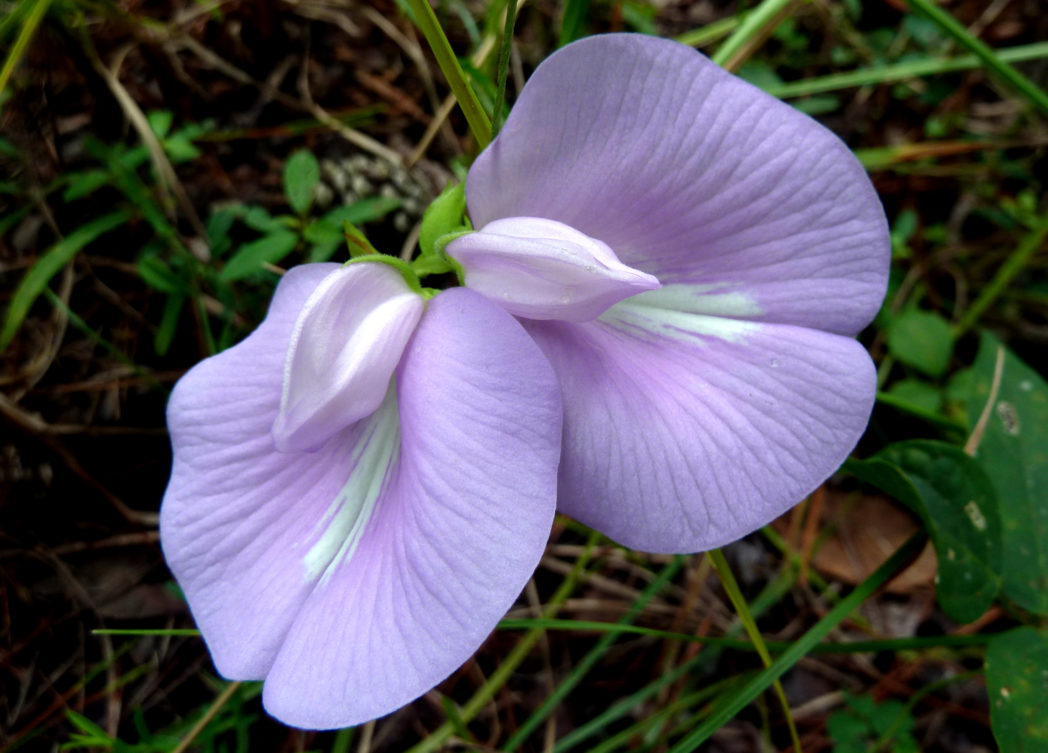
446,217,660,321
272,262,423,453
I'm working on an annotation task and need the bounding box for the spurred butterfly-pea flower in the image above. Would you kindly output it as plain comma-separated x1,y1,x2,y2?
160,34,888,729
447,33,888,553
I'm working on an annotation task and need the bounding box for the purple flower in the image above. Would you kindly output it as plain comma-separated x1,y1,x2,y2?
448,33,888,553
160,34,888,730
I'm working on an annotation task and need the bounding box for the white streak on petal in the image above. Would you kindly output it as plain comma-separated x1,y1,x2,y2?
302,384,400,584
603,284,764,344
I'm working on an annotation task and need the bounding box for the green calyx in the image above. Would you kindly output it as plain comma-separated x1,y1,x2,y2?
343,254,428,298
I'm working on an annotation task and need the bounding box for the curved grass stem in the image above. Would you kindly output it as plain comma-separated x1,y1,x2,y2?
708,548,802,753
405,0,492,149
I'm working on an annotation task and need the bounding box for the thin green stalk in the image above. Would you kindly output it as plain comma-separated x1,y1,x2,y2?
766,41,1048,99
952,212,1048,338
500,619,977,654
708,549,801,753
558,0,589,48
711,0,793,69
675,14,745,49
503,556,685,751
902,0,1048,117
94,628,202,637
585,688,721,753
553,653,712,753
403,532,600,753
0,0,53,98
171,682,243,753
667,532,927,753
491,0,519,133
405,0,492,148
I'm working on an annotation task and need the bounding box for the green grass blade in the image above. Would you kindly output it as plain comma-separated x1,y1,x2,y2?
675,14,745,48
553,653,717,753
764,41,1048,99
403,531,601,753
491,0,518,134
2,209,133,349
708,549,801,753
558,0,589,47
500,618,989,654
711,0,792,70
667,532,927,752
0,0,53,99
93,628,202,637
952,212,1048,338
902,0,1048,117
502,557,685,751
405,0,492,148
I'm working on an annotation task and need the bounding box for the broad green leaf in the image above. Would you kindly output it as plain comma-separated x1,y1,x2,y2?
283,150,319,216
219,231,298,282
846,439,1001,623
1,210,133,349
986,627,1048,752
886,308,954,377
419,182,465,258
965,333,1048,614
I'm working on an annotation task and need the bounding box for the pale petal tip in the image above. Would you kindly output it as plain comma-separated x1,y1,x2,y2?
448,216,662,322
272,263,424,453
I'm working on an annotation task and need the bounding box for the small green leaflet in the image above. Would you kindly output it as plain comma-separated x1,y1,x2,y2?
886,308,954,378
284,150,320,216
219,231,298,282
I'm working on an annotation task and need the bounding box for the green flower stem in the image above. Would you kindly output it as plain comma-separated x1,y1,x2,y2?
404,530,601,753
707,549,801,753
952,212,1048,338
344,253,428,296
668,531,927,753
711,0,794,71
405,0,492,149
765,41,1048,99
902,0,1048,117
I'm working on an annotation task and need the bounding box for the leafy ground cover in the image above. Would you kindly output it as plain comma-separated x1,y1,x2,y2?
2,0,1048,751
